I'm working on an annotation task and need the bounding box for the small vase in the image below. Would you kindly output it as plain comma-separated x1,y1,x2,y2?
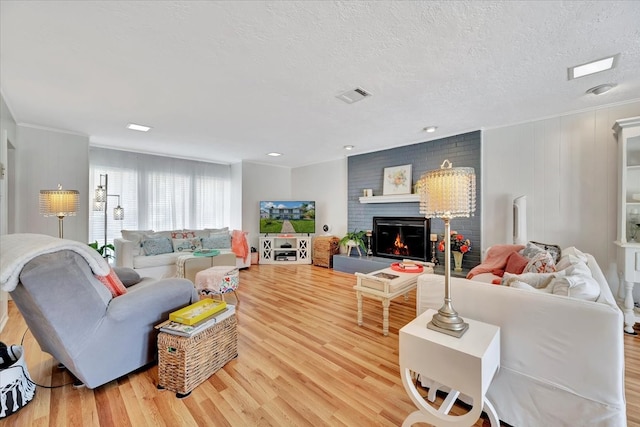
453,251,463,272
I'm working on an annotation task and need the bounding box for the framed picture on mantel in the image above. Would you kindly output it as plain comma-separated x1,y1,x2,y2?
383,164,412,195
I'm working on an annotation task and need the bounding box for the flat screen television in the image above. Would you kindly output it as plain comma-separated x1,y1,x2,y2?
260,201,315,234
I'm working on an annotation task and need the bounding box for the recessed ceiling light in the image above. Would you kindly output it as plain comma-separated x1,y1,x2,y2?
568,54,619,80
586,83,617,95
424,126,437,133
126,123,151,132
344,145,354,150
267,152,282,157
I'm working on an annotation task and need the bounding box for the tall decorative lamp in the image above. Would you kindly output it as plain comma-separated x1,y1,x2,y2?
39,184,80,238
93,174,124,249
418,159,476,337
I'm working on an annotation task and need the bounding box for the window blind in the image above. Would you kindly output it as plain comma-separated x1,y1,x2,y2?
89,147,231,247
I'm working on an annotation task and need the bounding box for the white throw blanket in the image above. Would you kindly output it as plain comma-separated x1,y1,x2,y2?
0,233,110,292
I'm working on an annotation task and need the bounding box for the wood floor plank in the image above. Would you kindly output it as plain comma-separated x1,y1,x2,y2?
258,395,315,427
119,380,148,427
1,264,639,426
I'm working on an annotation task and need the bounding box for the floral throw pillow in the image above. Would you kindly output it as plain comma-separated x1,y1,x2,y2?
521,242,547,259
171,230,197,239
524,251,556,274
529,241,561,263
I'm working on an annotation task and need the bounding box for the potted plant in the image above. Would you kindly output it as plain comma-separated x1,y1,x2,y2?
89,241,115,260
339,230,367,256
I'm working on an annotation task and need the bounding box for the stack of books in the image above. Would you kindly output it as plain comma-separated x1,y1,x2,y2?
398,261,422,271
156,299,235,337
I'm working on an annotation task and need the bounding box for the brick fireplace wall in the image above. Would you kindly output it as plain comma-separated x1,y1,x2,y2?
346,131,481,269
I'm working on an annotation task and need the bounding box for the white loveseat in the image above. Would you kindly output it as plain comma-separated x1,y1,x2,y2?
416,247,626,426
114,228,250,279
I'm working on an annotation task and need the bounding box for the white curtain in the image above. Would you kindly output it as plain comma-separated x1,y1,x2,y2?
89,148,231,247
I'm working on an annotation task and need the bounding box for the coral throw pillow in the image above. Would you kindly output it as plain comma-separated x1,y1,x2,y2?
505,251,529,275
95,267,128,297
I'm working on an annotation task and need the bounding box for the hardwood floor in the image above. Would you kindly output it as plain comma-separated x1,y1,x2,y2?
2,264,639,426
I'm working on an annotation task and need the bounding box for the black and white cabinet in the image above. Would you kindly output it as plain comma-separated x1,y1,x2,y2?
259,236,311,265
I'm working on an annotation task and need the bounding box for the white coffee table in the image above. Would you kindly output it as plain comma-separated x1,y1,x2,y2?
354,265,432,336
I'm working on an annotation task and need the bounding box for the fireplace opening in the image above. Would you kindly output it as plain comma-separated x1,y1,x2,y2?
373,217,430,262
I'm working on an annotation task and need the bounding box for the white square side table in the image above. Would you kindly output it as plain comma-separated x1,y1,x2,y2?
399,309,500,426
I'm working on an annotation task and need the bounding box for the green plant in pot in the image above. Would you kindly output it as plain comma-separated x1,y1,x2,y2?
339,229,367,256
89,241,115,260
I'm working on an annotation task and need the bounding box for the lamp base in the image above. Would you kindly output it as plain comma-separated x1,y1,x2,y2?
427,312,469,338
57,216,65,239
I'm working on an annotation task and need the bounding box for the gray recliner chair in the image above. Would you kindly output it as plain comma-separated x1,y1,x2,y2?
10,250,197,389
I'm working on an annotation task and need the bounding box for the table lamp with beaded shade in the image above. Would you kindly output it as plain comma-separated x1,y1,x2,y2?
417,159,476,337
39,184,80,238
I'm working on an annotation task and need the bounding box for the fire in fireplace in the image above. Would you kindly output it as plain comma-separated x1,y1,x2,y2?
392,234,410,256
373,217,430,262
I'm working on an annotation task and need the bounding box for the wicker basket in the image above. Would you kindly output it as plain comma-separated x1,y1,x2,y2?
157,314,237,397
313,236,340,268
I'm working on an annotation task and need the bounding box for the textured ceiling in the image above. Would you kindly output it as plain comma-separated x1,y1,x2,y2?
2,1,639,168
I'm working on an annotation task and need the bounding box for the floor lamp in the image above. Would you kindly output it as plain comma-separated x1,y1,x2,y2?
94,174,124,250
39,184,80,238
418,159,476,338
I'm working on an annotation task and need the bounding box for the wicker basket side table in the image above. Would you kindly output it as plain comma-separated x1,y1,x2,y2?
157,312,238,398
313,236,340,268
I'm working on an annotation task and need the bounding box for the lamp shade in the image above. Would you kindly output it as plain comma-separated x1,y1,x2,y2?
93,199,105,211
39,186,80,217
418,159,476,219
113,205,124,220
94,185,107,203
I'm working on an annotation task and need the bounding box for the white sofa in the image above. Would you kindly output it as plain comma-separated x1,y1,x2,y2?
416,248,626,426
114,228,250,279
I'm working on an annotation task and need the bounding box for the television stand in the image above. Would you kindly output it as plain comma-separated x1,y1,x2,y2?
259,236,311,265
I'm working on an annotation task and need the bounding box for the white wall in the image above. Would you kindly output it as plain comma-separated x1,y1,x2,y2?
0,93,17,333
237,158,348,258
230,162,243,231
240,161,292,250
1,94,16,235
292,158,348,239
483,100,640,297
15,125,90,243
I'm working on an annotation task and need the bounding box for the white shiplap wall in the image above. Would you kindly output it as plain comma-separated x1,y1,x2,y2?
14,125,90,243
483,100,640,297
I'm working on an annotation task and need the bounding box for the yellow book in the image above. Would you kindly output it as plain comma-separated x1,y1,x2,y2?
169,299,227,325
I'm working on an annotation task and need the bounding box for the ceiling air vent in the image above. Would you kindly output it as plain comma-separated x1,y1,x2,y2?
336,87,372,104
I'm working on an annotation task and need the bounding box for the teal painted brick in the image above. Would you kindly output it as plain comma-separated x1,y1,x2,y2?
347,131,482,269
